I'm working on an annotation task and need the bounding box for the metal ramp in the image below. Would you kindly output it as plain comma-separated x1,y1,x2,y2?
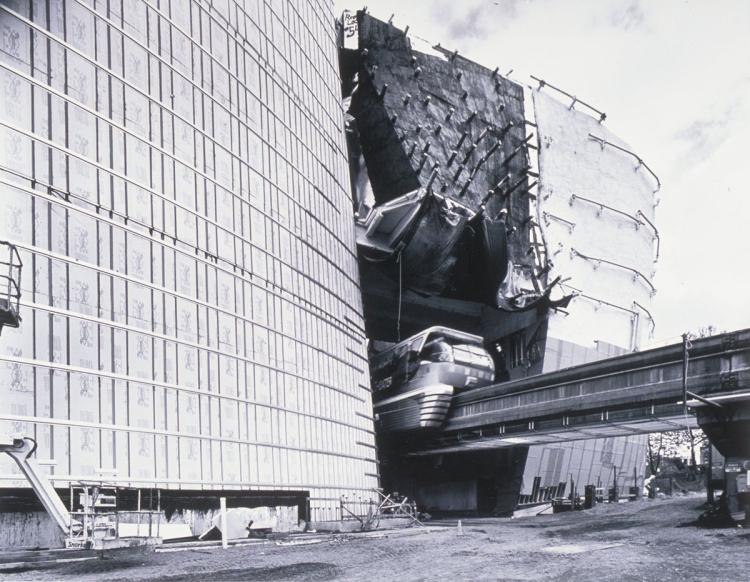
0,437,76,536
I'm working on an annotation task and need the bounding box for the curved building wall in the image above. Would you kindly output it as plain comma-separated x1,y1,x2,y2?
0,0,377,518
533,88,658,360
518,87,658,498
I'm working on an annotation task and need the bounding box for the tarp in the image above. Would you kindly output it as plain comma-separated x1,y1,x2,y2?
199,506,299,540
401,196,471,295
477,215,509,303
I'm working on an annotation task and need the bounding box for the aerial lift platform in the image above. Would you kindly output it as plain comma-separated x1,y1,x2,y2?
0,240,21,332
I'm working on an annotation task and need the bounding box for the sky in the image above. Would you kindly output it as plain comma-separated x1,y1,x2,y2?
334,0,750,345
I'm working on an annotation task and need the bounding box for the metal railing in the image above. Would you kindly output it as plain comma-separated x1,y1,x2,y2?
518,479,567,506
569,193,642,227
569,248,656,295
0,240,22,329
633,300,657,337
560,283,638,316
530,75,607,122
588,133,661,192
636,210,661,261
339,490,421,529
542,211,576,233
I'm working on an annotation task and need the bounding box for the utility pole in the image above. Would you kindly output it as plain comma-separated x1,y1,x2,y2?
681,333,689,415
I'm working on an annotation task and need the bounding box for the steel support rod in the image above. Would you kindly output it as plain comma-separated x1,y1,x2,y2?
636,210,661,261
686,391,723,409
530,75,607,122
542,212,576,232
632,300,656,337
570,248,656,295
588,133,661,192
569,193,642,228
682,333,689,414
560,283,638,315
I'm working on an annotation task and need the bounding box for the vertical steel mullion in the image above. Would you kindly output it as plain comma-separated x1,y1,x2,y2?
115,0,132,486
209,1,222,484
173,248,181,480
145,0,158,486
92,0,104,478
161,241,168,484
28,0,40,448
187,0,203,488
120,0,128,225
60,0,74,485
105,0,117,480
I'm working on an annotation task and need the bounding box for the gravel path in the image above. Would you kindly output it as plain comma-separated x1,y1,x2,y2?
3,495,747,581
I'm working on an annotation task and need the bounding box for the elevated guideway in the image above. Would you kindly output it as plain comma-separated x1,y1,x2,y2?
403,329,750,455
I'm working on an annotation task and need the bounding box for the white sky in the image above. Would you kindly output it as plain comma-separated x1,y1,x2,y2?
335,0,750,344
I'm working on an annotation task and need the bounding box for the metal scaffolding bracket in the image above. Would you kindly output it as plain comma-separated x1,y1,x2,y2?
570,248,656,295
530,75,607,122
587,133,661,192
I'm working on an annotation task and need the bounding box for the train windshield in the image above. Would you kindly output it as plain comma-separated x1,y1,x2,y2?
369,327,490,392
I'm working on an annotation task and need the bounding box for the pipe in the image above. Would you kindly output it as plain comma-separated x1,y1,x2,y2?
462,144,476,164
588,133,661,192
502,134,534,167
454,131,469,150
569,193,641,227
632,300,656,337
426,168,439,192
542,211,576,233
570,248,656,295
492,174,511,192
531,75,607,122
636,210,661,261
559,284,638,316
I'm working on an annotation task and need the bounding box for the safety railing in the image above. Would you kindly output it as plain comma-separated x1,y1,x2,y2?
530,75,607,122
633,300,657,337
560,283,638,316
636,210,661,261
569,193,642,227
569,248,656,295
0,240,22,330
588,133,661,193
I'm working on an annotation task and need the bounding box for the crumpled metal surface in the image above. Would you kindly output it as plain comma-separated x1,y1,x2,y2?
400,195,472,295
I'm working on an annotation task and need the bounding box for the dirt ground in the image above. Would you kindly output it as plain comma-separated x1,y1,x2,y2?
3,494,748,581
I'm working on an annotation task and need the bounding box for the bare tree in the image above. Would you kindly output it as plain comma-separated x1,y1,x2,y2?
647,433,665,476
646,428,706,476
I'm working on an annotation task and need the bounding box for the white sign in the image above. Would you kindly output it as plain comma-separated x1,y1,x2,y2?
342,10,358,50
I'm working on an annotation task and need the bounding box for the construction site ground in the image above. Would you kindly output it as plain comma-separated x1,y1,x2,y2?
2,494,747,581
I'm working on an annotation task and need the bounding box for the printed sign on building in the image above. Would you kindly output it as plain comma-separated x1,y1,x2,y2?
342,10,358,49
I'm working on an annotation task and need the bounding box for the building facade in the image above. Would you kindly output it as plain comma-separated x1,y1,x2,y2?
518,85,659,499
337,10,655,511
0,0,378,525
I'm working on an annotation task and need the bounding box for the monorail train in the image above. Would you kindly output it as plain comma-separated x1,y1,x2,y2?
370,327,496,432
